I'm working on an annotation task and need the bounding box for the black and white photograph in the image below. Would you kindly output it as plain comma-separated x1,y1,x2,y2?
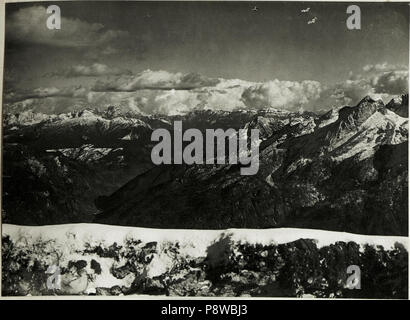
0,1,409,300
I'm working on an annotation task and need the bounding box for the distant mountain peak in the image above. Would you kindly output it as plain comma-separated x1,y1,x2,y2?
359,95,375,104
337,97,383,128
386,94,408,118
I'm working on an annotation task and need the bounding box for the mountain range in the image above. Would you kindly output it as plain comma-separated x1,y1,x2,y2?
2,94,408,236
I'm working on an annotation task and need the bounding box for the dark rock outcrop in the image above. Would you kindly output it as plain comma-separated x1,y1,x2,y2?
386,94,408,117
2,96,408,235
95,98,408,235
2,231,407,298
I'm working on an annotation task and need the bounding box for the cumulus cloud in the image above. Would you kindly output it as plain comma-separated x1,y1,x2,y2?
326,63,408,106
326,79,375,106
241,80,322,111
86,91,145,113
153,90,202,115
87,89,201,115
89,77,324,114
5,86,88,104
92,69,220,92
5,65,408,116
47,63,131,77
6,6,140,55
85,77,249,115
195,80,250,111
371,70,408,95
4,97,88,114
363,63,408,96
90,73,325,114
362,63,407,73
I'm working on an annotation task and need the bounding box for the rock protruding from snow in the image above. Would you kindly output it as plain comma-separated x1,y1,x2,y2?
386,94,408,118
2,223,408,297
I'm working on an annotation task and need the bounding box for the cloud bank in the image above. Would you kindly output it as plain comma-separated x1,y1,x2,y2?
47,64,131,78
4,64,408,116
241,80,322,110
92,70,220,92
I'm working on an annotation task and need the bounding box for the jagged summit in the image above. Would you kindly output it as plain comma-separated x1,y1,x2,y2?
359,95,375,103
338,96,384,126
386,93,408,118
2,94,408,235
89,94,408,235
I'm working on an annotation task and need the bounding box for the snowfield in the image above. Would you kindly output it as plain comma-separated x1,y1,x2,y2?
3,223,408,254
2,223,408,298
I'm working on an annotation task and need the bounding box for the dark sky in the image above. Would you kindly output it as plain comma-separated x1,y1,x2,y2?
4,1,409,115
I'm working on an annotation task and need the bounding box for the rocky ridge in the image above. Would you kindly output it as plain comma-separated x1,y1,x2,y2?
2,95,408,235
2,224,408,298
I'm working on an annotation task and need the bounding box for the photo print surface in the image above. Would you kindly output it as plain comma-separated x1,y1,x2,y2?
1,1,409,298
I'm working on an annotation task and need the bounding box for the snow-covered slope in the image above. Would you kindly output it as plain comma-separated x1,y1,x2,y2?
2,224,408,298
3,224,408,254
330,108,408,162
